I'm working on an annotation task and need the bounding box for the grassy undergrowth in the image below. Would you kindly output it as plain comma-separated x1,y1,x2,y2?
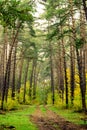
40,105,47,113
0,105,38,130
0,104,86,130
48,105,87,125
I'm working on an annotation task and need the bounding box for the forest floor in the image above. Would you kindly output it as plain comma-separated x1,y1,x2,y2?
31,106,87,130
0,105,87,130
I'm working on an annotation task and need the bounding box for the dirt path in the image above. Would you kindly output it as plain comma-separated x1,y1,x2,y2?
30,106,87,130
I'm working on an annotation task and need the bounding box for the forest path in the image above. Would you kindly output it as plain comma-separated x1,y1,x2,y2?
30,106,87,130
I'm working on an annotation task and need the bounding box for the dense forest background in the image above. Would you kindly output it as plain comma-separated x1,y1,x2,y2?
0,0,87,113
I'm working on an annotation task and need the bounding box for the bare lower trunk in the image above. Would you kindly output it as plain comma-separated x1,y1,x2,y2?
76,48,86,112
29,60,34,100
11,43,17,99
68,0,76,106
50,44,55,105
82,0,87,20
17,58,24,100
5,61,11,102
33,61,37,99
55,42,64,102
70,45,75,106
62,43,68,108
1,23,21,110
23,59,29,103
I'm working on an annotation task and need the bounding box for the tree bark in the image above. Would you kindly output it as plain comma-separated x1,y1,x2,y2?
23,59,29,103
29,60,34,100
17,58,24,100
76,48,86,112
33,60,37,99
55,42,64,102
82,0,87,20
11,43,17,99
70,44,75,106
63,45,68,108
50,43,55,105
1,23,21,110
68,0,75,106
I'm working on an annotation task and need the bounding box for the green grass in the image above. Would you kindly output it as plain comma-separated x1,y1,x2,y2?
0,105,86,130
40,105,47,113
49,106,86,125
0,105,38,130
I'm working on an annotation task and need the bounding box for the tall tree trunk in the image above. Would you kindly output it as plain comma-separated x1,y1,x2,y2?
78,9,86,111
1,27,10,103
55,42,64,102
85,44,87,70
29,60,34,100
17,58,24,100
11,43,17,99
68,0,75,107
82,0,87,20
23,59,29,103
1,23,21,110
0,27,7,101
33,60,37,99
5,59,11,102
70,44,75,106
62,44,68,108
60,23,68,108
76,47,86,111
50,43,55,105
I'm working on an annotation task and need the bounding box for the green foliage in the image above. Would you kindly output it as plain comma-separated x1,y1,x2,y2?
36,86,50,105
40,105,47,113
18,82,31,105
0,0,19,27
58,29,72,39
74,0,82,7
75,38,84,49
0,0,33,28
47,24,59,40
3,98,19,111
29,25,36,37
47,23,73,41
47,91,65,107
47,92,52,104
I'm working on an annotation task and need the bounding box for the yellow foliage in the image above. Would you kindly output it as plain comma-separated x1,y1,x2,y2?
3,98,19,111
47,91,65,108
25,95,31,105
47,92,52,105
